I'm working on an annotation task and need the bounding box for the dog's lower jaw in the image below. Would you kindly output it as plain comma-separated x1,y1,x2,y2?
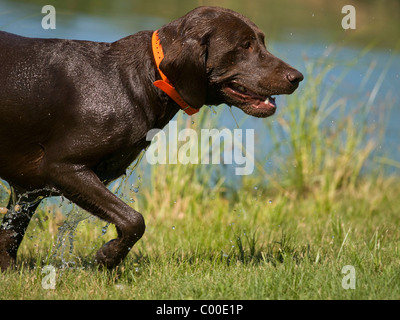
236,102,277,118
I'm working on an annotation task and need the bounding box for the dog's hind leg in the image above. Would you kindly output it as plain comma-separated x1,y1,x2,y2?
0,187,42,271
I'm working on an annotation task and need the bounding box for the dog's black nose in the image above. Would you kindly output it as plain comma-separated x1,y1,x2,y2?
286,70,304,86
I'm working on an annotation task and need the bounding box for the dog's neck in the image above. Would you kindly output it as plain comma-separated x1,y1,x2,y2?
109,31,181,131
151,30,199,116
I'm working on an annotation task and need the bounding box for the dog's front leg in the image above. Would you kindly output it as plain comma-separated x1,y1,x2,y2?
46,163,145,269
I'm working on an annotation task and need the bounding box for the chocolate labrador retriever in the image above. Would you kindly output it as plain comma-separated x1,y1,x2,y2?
0,6,303,270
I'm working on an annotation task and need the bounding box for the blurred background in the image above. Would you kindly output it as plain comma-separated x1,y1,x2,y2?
1,0,399,190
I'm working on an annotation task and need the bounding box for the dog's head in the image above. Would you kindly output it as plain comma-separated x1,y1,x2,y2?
158,6,303,118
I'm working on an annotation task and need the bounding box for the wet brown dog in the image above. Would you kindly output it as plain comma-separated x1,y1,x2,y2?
0,6,303,270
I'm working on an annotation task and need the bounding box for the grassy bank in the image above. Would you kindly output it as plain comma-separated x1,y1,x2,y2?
1,53,399,300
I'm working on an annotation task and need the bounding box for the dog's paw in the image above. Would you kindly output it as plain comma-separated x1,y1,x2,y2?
94,239,126,269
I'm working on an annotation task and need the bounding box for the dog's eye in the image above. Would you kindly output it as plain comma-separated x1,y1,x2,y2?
241,41,251,50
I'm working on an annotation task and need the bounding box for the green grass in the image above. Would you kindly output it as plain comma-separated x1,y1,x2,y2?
1,53,399,300
1,180,399,299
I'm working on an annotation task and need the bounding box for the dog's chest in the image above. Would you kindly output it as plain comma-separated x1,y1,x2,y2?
93,138,150,184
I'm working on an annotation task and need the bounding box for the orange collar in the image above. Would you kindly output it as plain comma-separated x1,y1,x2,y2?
152,30,199,116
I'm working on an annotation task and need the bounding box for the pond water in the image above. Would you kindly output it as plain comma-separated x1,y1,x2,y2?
1,0,399,182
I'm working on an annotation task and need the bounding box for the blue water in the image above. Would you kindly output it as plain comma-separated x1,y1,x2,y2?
1,0,399,181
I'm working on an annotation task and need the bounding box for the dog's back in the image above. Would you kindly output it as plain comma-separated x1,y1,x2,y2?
0,32,107,187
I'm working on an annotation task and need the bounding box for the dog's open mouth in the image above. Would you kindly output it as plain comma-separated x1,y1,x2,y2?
223,82,277,117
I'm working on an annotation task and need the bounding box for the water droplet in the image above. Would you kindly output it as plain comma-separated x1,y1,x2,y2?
172,226,175,230
101,224,109,235
133,187,139,193
254,186,258,190
268,200,272,204
115,284,125,290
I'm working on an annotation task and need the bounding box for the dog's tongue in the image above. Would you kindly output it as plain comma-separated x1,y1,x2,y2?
254,97,276,109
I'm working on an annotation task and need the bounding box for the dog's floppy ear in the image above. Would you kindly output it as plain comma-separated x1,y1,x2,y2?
159,37,207,110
